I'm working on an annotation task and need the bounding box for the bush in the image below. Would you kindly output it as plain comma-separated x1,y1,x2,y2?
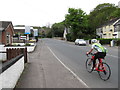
97,38,112,45
97,38,120,45
25,43,31,46
114,39,120,46
66,33,72,41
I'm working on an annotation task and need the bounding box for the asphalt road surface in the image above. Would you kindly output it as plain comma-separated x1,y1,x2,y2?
42,38,118,88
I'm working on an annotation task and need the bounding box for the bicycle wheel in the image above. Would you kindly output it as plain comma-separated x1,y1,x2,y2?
98,62,111,81
86,58,94,73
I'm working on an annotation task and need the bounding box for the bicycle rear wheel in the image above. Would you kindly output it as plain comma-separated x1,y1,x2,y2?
98,62,111,81
86,58,94,73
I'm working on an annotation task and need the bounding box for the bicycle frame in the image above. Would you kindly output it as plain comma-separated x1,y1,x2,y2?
95,58,106,72
87,53,106,72
86,53,111,81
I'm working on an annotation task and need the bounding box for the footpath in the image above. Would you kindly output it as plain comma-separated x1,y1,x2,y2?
15,40,87,88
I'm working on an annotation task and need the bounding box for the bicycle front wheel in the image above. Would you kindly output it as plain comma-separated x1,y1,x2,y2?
98,62,111,81
86,58,94,73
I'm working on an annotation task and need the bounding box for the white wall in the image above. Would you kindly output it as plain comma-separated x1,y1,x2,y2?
118,1,120,8
0,43,36,61
0,56,24,89
5,45,36,53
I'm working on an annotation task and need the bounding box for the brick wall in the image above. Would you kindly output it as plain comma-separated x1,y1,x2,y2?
2,24,14,45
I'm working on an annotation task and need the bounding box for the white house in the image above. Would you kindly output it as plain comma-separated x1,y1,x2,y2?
113,19,120,38
96,18,120,39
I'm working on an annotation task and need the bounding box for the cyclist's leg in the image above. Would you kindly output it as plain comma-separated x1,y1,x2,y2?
88,55,95,65
93,53,99,68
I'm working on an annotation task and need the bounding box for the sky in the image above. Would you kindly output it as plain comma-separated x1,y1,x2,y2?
0,0,120,27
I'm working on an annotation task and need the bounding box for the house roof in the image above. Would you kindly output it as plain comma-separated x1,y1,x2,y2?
14,26,33,29
97,17,120,28
113,19,120,26
104,18,120,26
0,21,13,31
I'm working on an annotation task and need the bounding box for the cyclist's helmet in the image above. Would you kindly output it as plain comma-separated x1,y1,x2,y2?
91,39,97,43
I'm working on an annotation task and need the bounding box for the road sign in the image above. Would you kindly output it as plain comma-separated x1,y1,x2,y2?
33,29,38,36
25,26,31,34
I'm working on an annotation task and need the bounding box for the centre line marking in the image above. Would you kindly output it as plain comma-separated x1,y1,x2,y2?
47,46,89,88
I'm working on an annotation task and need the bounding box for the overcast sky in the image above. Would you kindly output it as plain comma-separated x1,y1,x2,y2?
0,0,119,27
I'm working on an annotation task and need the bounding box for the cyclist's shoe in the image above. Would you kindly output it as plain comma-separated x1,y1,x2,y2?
90,67,96,71
88,63,91,66
93,68,96,71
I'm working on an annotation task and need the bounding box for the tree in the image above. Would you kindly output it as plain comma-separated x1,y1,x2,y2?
110,8,120,18
88,3,117,35
65,8,88,40
51,22,65,37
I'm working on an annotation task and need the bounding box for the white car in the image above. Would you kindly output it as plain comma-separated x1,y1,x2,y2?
19,36,26,40
75,39,80,45
75,39,86,46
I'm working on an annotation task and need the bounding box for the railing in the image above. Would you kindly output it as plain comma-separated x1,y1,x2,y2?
0,48,27,63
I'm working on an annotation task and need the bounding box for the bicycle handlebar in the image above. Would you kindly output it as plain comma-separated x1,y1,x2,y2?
86,53,94,57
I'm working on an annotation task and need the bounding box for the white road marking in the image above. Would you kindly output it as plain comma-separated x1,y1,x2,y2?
107,54,119,59
47,46,89,88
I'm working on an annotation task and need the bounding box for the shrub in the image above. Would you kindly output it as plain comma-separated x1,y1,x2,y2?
97,38,120,45
97,38,112,45
66,33,72,41
25,43,31,46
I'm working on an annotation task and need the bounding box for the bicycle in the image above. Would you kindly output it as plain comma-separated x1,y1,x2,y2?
86,53,111,81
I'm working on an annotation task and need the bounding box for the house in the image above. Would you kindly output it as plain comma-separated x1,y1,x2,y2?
96,18,120,39
14,26,34,36
0,21,14,45
113,19,120,38
14,26,25,35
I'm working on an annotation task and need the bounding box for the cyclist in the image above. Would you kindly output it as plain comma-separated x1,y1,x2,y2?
86,39,107,69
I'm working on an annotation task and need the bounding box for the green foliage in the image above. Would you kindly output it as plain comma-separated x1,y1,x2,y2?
25,43,31,46
29,33,33,37
97,38,112,45
48,3,120,40
97,38,120,46
114,39,120,46
88,3,117,34
51,22,65,37
46,30,52,38
65,8,88,40
33,26,41,29
66,33,74,41
110,8,120,18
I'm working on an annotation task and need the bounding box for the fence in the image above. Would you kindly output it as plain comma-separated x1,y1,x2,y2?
0,48,27,63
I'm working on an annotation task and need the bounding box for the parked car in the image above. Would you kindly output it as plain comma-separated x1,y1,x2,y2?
75,39,86,46
19,36,26,40
75,39,80,45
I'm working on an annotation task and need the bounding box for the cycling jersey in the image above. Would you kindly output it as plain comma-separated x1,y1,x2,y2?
92,43,107,53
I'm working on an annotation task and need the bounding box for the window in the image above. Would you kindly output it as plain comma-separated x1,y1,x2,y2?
110,29,112,31
115,25,120,32
0,31,1,44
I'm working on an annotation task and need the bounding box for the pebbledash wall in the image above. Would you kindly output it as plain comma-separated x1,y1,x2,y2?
0,55,24,89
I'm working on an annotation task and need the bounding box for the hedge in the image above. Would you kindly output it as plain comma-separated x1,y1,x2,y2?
97,38,120,46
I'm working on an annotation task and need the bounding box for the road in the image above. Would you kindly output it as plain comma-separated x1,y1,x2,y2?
42,38,118,88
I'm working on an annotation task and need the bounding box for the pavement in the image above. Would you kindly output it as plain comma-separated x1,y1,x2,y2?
15,40,87,88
